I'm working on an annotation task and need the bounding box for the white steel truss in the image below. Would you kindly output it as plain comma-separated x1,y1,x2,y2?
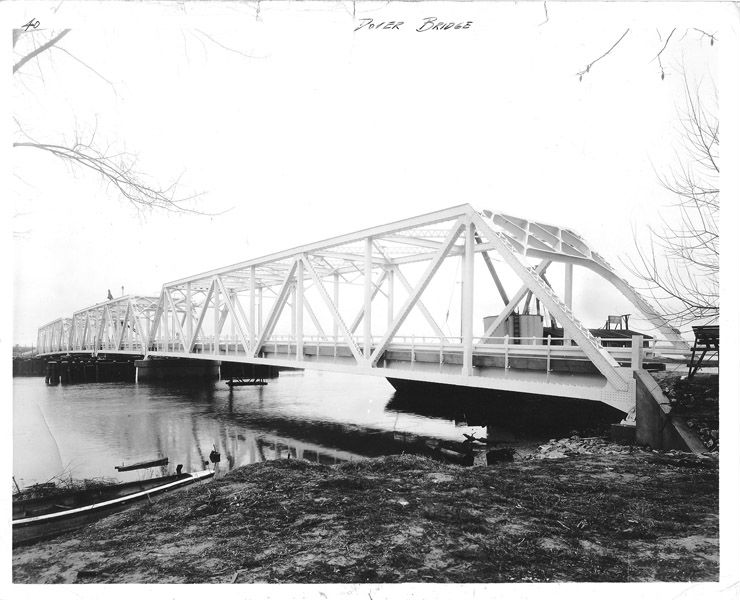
40,296,161,356
36,204,689,413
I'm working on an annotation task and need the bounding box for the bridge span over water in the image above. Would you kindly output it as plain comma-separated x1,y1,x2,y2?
37,204,689,413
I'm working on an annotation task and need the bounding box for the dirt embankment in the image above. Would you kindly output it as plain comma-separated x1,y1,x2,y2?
13,449,718,584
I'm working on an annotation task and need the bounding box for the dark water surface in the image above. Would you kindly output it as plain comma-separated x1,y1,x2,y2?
14,371,498,487
14,370,622,489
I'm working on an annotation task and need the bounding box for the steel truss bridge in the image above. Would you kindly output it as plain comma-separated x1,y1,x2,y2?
37,204,689,413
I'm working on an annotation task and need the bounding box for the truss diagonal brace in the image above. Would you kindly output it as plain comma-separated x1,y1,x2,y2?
302,255,365,364
474,213,627,390
116,301,132,349
349,270,388,334
188,280,215,353
251,260,298,358
474,232,509,305
165,289,188,352
371,219,465,366
303,295,327,340
215,277,252,354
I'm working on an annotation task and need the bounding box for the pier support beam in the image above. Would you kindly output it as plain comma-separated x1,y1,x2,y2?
134,358,221,382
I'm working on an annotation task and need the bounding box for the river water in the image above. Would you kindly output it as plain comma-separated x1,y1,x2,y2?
13,372,484,487
13,370,613,489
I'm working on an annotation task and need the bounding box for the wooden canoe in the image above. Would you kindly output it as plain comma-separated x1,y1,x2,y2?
13,469,213,546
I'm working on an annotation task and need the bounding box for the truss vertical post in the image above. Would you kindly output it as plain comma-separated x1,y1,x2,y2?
186,283,192,346
387,268,394,328
171,302,177,351
462,221,475,376
213,281,220,355
296,259,304,360
250,265,256,349
350,271,387,334
163,301,169,352
290,285,296,342
230,296,235,349
364,237,373,358
564,263,573,345
333,273,339,342
258,286,263,339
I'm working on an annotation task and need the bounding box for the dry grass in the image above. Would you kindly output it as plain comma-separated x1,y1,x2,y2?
12,452,718,584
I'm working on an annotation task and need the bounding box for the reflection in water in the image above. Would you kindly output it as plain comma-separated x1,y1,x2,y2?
13,371,621,488
14,372,489,487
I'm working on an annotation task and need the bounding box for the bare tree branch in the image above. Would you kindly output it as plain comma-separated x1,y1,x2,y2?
13,29,70,74
627,76,719,326
13,139,218,215
13,30,229,217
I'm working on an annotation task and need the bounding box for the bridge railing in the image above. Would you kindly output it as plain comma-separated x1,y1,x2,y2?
143,333,647,375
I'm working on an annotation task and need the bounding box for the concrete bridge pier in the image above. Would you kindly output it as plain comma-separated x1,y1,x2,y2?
134,358,221,383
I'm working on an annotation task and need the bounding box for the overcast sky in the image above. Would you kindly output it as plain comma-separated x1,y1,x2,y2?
10,1,728,344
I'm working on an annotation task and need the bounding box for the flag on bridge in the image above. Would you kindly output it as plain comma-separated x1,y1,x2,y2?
107,289,113,300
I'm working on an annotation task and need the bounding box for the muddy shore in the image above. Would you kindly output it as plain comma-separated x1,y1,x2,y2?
13,445,718,584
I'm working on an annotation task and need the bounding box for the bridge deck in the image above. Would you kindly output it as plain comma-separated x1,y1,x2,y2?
46,337,640,409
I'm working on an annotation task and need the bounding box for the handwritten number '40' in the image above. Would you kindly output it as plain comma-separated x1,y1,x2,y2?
22,19,40,32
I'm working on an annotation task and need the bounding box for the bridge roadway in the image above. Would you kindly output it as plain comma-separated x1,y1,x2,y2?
51,334,655,412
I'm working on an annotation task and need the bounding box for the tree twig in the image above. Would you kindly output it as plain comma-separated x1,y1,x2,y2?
576,28,630,81
538,1,549,26
693,28,717,45
650,27,676,80
54,46,118,94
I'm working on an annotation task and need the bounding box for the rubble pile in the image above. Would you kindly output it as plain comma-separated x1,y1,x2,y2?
527,435,639,460
658,374,719,452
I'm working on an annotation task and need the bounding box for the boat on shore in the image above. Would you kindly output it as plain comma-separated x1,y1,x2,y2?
115,457,169,472
13,469,213,546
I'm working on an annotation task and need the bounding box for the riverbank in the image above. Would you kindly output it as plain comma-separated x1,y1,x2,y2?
12,445,718,584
